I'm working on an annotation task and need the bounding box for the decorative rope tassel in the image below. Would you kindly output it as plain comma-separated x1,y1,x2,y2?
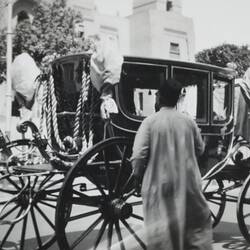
49,74,65,151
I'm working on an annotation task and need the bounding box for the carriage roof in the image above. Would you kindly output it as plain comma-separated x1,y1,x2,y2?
51,53,236,80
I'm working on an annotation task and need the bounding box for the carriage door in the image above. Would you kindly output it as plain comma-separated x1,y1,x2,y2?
172,67,209,124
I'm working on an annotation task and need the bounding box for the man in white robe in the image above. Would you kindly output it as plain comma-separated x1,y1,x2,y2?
131,79,213,250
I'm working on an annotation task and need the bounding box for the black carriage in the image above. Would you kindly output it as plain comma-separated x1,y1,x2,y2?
1,53,250,250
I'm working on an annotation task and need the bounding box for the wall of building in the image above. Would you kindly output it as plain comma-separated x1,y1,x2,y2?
73,11,130,55
130,0,195,61
128,11,152,57
151,11,195,60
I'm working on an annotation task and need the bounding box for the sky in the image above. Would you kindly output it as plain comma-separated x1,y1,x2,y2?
182,0,250,52
95,0,250,53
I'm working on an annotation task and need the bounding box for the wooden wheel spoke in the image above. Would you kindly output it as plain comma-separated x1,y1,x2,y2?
243,212,250,219
131,213,144,221
44,189,61,195
202,180,212,192
107,222,113,250
18,177,26,188
210,210,216,220
42,178,64,190
103,149,112,195
114,221,125,250
123,189,136,201
31,207,42,248
0,204,19,220
34,204,55,230
72,190,101,207
121,219,146,249
38,174,55,189
31,176,39,189
114,145,128,194
68,209,100,222
120,173,133,195
42,196,58,202
0,189,19,196
38,200,57,209
94,219,108,249
207,199,223,206
20,214,28,250
87,174,107,197
241,198,250,205
3,175,22,191
70,215,103,249
129,201,143,206
0,208,23,248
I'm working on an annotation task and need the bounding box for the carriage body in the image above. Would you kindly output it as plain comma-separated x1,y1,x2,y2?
52,53,235,178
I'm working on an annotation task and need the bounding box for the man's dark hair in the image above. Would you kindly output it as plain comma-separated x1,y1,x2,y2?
159,78,182,107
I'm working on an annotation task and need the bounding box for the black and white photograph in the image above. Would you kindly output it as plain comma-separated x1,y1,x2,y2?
0,0,250,249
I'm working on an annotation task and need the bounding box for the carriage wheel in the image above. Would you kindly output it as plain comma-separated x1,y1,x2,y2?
237,174,250,243
0,139,65,250
202,178,226,227
56,137,146,250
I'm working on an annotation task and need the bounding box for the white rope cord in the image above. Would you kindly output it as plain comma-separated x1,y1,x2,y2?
49,74,65,151
73,82,83,140
81,72,90,152
39,80,47,136
88,84,95,148
46,80,52,146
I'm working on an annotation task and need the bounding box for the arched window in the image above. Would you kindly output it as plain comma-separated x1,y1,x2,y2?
17,10,29,23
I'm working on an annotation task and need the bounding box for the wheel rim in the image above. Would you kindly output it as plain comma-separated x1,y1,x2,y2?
203,178,226,228
237,175,250,243
0,140,64,250
56,137,146,250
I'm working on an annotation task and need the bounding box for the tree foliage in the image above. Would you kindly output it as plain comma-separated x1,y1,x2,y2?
0,0,91,79
195,44,250,77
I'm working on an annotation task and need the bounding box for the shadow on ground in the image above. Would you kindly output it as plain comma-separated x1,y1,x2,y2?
5,221,250,250
7,226,145,250
214,221,250,250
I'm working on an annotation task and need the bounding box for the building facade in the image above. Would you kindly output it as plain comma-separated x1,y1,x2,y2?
1,0,195,61
130,0,195,60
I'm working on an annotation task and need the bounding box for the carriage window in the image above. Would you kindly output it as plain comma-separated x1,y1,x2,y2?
120,63,167,117
173,67,208,123
212,77,230,123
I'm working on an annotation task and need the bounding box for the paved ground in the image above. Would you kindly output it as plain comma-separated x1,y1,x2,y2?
1,176,250,250
19,200,250,249
213,209,250,250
